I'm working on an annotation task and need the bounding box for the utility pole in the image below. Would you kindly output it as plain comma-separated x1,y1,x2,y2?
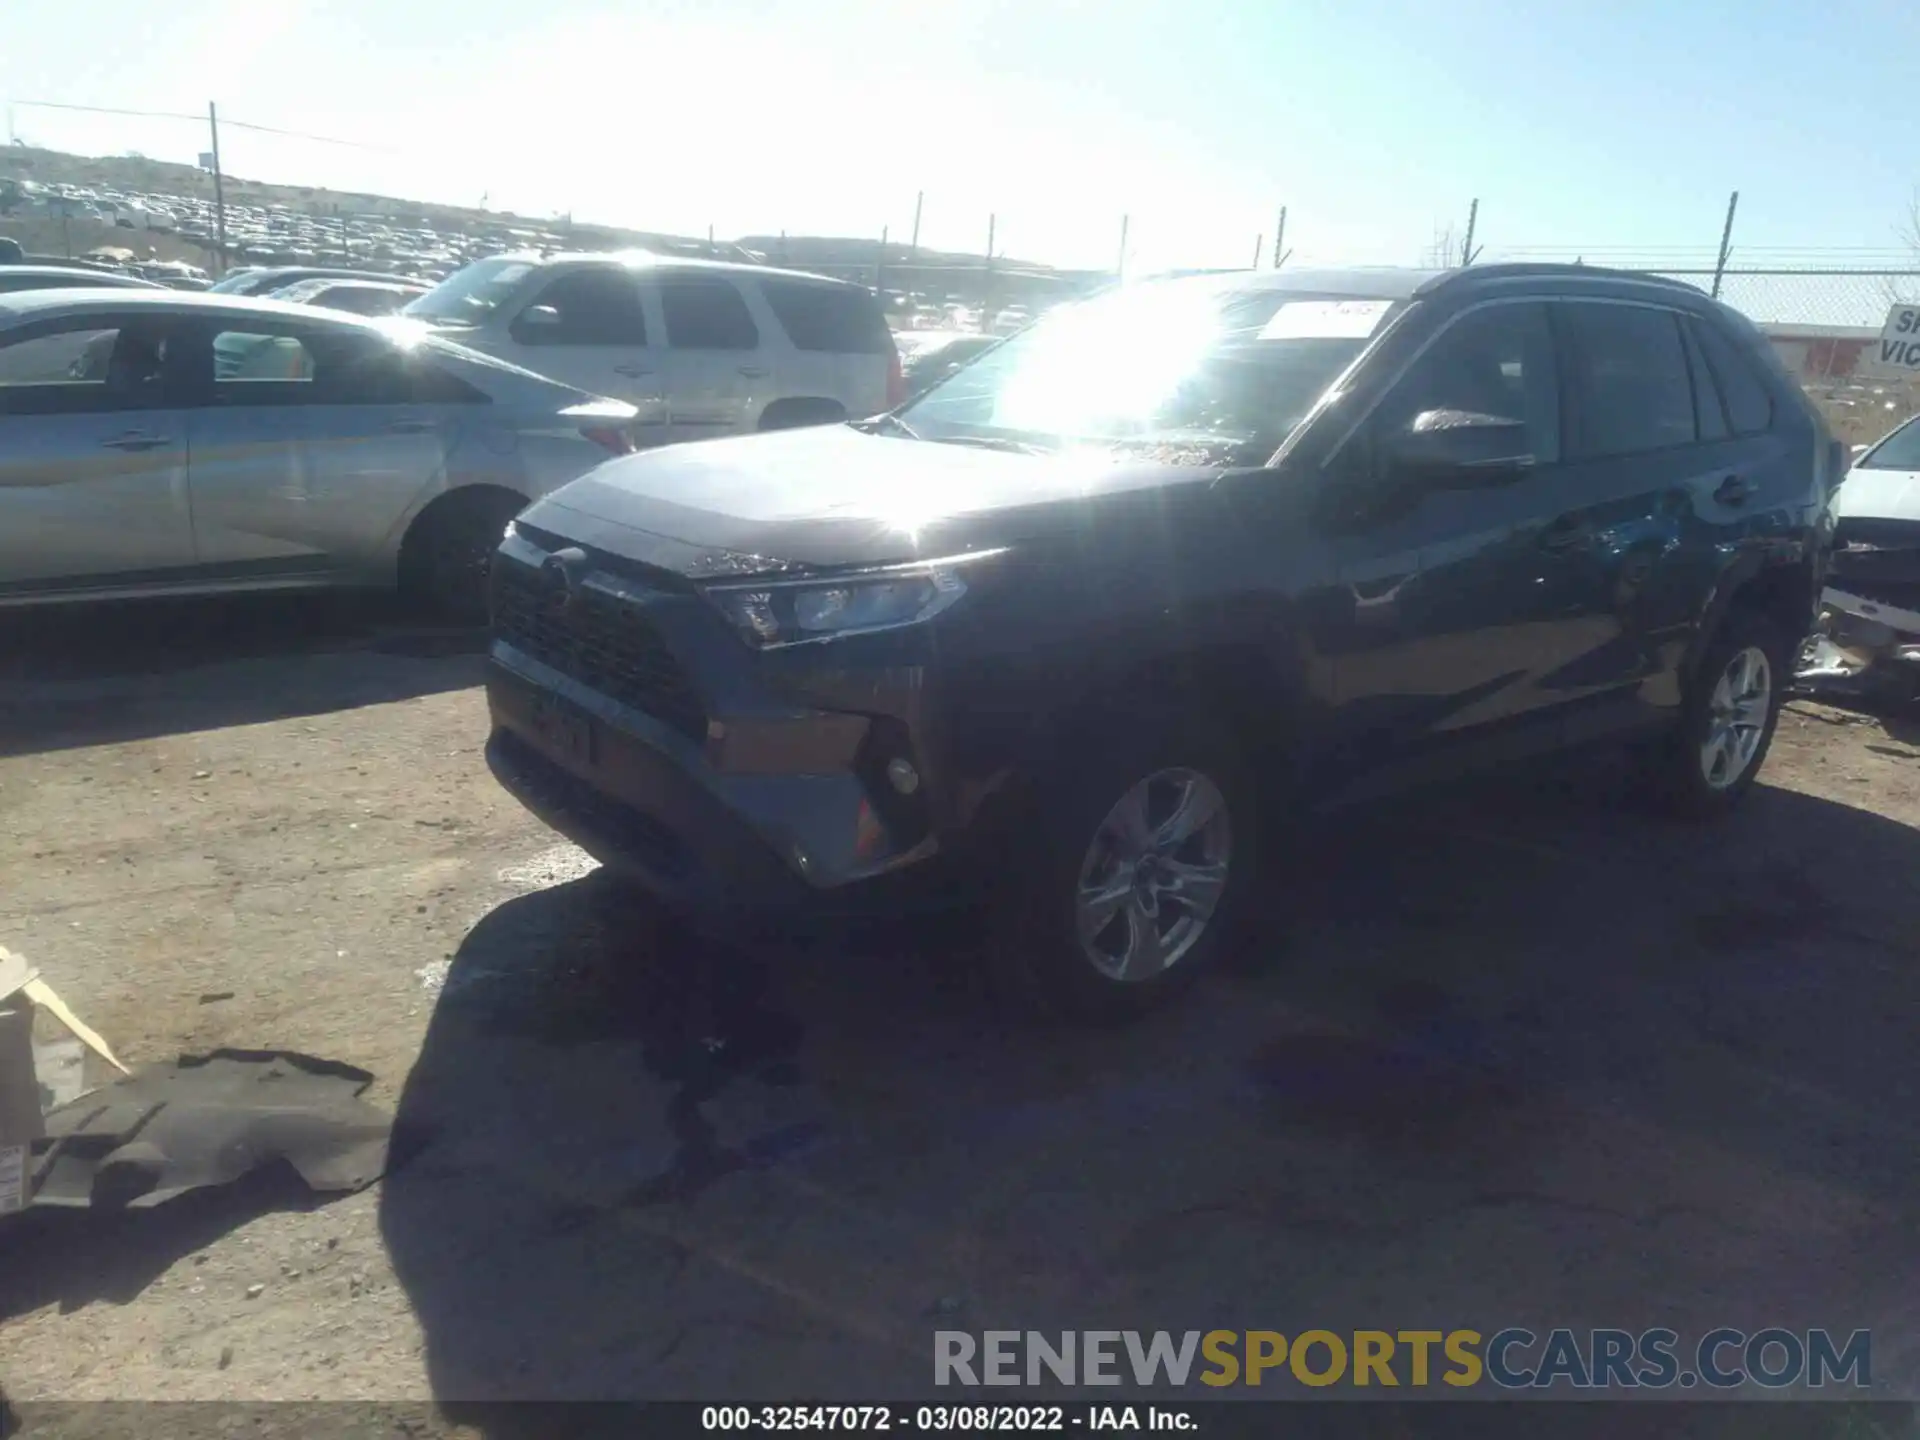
208,101,228,276
908,191,923,261
1273,207,1287,269
1460,197,1480,267
1117,214,1129,279
876,224,888,293
1251,234,1263,269
1711,190,1739,299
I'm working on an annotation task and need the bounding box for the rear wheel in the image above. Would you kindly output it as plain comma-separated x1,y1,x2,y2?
398,489,525,625
1641,608,1789,818
989,711,1257,1019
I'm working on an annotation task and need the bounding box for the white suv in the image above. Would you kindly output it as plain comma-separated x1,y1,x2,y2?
400,252,902,444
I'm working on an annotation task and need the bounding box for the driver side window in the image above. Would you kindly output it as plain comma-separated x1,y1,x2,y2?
1365,301,1559,470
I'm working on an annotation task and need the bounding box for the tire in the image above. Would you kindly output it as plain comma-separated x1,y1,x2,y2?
1640,607,1791,819
757,398,846,432
987,709,1258,1020
398,490,525,625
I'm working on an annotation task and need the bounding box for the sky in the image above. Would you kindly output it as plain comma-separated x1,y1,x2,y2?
4,0,1919,276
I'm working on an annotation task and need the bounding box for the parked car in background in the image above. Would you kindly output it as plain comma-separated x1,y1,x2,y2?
1802,411,1920,698
210,265,427,297
896,330,1000,399
483,263,1834,1017
401,252,902,443
0,265,163,294
271,277,428,316
0,290,637,621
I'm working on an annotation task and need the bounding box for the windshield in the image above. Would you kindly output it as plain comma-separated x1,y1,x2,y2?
401,257,536,326
897,281,1395,462
1860,415,1920,471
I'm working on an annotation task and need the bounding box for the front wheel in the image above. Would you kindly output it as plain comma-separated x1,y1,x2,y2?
1640,609,1790,819
990,713,1258,1019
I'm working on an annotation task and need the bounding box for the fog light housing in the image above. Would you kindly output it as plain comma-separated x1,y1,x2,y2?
886,758,921,795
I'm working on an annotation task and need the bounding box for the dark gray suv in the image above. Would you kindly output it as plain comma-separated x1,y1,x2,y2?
482,263,1841,1016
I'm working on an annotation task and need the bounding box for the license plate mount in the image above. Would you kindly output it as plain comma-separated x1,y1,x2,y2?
528,692,597,767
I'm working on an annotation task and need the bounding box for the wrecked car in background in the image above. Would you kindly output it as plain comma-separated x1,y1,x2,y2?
1804,413,1920,700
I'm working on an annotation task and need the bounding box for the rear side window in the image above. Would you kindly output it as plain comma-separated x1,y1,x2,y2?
1690,317,1774,435
659,274,759,350
513,268,648,346
1559,303,1697,458
758,278,893,354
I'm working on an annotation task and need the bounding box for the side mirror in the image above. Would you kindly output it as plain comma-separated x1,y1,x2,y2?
511,304,561,341
1381,408,1534,487
1851,443,1870,460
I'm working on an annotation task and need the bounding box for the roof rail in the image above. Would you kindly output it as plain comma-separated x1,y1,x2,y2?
1417,262,1708,297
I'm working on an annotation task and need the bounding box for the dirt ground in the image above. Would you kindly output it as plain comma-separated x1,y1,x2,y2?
4,596,1920,1415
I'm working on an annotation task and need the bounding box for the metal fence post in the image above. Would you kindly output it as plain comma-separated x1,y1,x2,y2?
1711,191,1740,299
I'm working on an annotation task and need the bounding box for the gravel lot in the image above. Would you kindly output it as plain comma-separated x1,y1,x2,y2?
4,597,1920,1414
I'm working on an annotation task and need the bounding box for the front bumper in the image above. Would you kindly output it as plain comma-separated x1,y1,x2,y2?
481,534,971,927
1799,586,1920,696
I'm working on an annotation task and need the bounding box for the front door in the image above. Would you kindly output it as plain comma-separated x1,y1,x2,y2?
656,271,765,442
1315,299,1580,787
0,313,195,594
491,267,669,445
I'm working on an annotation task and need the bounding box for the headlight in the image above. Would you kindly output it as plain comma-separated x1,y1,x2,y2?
704,553,998,648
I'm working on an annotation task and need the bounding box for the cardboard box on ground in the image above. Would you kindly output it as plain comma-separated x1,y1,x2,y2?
0,944,128,1216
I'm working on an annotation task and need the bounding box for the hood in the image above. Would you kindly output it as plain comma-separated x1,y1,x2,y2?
1835,466,1920,524
516,423,1232,577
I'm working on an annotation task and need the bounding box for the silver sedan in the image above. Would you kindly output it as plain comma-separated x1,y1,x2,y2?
0,289,639,620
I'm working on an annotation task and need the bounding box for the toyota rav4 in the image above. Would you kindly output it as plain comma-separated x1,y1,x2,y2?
482,263,1840,1016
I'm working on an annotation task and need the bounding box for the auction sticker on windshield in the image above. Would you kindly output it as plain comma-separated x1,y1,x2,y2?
1260,299,1394,339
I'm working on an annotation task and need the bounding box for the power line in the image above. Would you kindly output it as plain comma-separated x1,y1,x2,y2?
12,99,391,150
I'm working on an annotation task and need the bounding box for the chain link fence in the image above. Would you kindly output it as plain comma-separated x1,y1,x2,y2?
1646,268,1920,447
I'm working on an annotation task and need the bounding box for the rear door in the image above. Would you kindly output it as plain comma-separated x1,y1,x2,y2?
754,276,894,418
494,266,667,443
180,318,468,581
656,270,764,441
1541,300,1755,739
0,312,196,593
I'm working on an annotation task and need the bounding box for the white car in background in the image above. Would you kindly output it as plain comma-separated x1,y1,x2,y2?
400,252,903,444
1804,411,1920,697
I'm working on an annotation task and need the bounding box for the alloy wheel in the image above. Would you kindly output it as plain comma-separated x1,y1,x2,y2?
1700,644,1772,791
1074,767,1233,982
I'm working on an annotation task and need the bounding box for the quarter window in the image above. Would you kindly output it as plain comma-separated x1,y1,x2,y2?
1690,317,1775,435
1559,303,1697,458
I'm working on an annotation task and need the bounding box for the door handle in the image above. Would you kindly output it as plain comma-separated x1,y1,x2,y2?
384,417,436,434
1538,517,1593,552
737,366,770,379
613,364,653,378
1714,474,1753,506
100,431,168,452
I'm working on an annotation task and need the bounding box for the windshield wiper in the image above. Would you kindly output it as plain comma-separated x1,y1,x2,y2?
926,433,1052,456
851,413,922,440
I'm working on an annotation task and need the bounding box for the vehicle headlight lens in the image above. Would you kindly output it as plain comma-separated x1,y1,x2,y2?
706,556,992,648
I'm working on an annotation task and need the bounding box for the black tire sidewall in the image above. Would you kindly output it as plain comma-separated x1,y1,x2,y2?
402,493,523,624
991,711,1260,1019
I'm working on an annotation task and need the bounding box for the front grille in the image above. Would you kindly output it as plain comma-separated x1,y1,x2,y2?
492,559,708,742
